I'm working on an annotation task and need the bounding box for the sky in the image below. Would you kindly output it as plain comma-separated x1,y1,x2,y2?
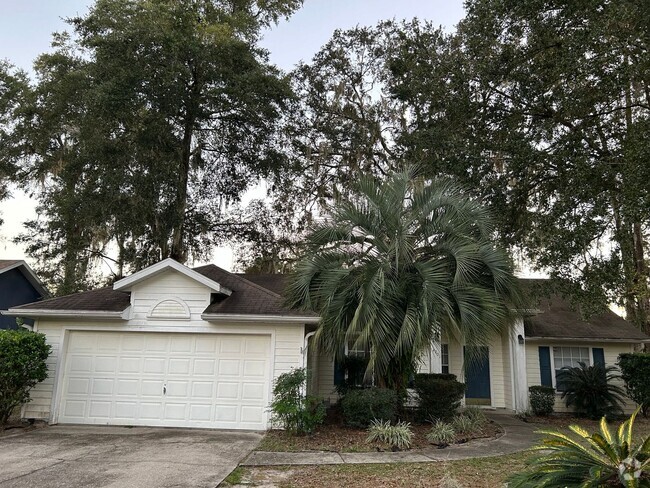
0,0,466,271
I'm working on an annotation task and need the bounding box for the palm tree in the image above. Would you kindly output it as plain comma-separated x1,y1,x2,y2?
286,167,521,390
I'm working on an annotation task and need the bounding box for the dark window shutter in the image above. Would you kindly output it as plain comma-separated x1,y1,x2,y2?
334,359,345,386
593,348,605,368
539,346,553,387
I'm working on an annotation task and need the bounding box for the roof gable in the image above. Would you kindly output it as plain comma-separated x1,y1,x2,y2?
0,260,50,298
113,258,231,295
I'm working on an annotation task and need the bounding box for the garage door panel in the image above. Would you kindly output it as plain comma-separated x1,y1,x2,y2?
91,378,114,395
59,331,271,430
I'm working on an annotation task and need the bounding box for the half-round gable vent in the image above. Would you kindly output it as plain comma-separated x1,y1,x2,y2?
147,297,191,319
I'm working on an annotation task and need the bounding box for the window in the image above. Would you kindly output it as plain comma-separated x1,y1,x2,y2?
441,344,449,374
553,346,590,391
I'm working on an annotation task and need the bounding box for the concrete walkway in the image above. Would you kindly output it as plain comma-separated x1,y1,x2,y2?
242,414,539,466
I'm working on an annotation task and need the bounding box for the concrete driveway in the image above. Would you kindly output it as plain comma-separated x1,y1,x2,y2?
0,425,262,488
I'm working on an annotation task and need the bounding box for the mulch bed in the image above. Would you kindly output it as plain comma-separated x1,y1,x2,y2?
258,411,503,453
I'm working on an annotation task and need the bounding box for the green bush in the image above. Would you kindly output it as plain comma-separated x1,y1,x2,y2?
269,368,325,435
618,353,650,417
427,420,456,445
529,385,556,416
508,408,650,487
366,419,413,450
340,388,398,428
556,362,626,419
0,330,51,427
412,373,465,422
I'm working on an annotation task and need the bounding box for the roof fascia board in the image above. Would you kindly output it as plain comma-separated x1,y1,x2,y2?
525,336,650,343
2,309,125,320
201,313,319,324
114,258,232,295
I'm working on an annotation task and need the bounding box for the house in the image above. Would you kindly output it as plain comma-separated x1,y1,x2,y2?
0,259,49,330
3,259,648,430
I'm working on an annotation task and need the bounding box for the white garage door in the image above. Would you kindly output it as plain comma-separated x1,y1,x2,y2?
58,331,271,430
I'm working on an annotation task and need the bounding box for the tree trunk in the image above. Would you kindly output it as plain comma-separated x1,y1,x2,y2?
169,118,193,263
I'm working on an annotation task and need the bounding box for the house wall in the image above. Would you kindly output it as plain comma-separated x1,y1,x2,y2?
0,268,42,329
315,330,512,409
23,271,306,422
525,341,637,413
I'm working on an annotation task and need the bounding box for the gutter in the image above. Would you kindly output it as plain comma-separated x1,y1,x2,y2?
201,313,320,324
2,309,125,320
525,336,650,343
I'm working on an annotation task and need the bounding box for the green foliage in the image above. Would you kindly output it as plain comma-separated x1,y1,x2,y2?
451,414,480,436
334,355,370,396
366,420,413,451
529,385,556,417
0,330,51,426
413,373,466,422
619,353,650,418
557,362,627,420
2,0,302,294
269,368,325,435
427,420,456,446
286,168,521,389
462,407,488,429
340,388,399,428
508,409,650,488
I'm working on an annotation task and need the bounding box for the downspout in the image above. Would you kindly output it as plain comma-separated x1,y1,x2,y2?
302,331,316,396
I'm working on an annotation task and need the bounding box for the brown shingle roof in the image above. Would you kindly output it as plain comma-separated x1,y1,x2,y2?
0,260,22,271
236,273,288,295
522,281,648,342
10,266,312,318
195,265,313,317
13,287,130,312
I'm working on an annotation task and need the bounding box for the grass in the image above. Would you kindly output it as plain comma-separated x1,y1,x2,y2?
221,467,245,486
235,452,530,487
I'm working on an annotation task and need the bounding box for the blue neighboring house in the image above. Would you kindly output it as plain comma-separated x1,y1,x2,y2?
0,260,49,330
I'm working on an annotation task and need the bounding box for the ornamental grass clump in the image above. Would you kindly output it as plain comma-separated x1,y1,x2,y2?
427,420,456,446
366,419,413,451
462,406,488,428
452,414,479,436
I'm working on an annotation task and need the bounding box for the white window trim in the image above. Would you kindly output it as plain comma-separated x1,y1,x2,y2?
441,343,450,374
549,346,596,391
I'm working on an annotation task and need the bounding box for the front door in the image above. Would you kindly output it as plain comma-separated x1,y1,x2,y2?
464,346,491,405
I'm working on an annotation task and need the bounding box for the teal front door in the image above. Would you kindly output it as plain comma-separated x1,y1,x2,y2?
465,346,491,405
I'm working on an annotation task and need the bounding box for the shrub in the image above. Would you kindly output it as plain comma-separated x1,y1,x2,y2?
529,385,556,416
507,408,650,487
427,420,456,445
366,419,413,450
341,388,398,428
556,362,626,419
0,330,51,427
269,368,325,435
618,353,650,417
412,373,465,422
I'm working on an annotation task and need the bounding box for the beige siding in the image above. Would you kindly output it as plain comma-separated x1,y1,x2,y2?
130,269,211,319
525,341,638,413
25,318,305,422
313,330,511,409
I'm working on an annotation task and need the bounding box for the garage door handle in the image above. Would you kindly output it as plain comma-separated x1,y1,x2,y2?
163,384,167,395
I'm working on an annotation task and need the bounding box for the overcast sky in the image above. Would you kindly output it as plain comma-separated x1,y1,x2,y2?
0,0,466,270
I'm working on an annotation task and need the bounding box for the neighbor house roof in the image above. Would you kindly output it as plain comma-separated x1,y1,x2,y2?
0,259,50,298
6,263,314,320
522,282,648,342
